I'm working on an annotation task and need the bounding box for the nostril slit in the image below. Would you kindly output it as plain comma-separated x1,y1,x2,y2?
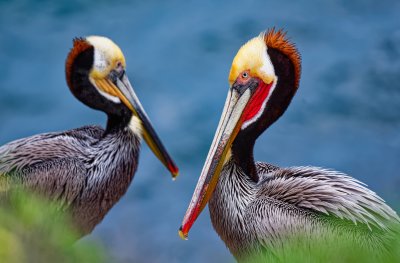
119,70,125,79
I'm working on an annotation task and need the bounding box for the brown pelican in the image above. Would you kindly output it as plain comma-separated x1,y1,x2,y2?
0,36,178,237
179,29,399,261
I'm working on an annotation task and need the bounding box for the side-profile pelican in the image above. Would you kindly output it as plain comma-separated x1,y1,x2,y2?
179,29,399,260
0,36,178,237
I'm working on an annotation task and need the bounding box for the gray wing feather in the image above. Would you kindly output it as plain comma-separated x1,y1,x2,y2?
255,165,400,230
17,158,86,209
0,125,104,207
245,197,393,256
256,161,280,175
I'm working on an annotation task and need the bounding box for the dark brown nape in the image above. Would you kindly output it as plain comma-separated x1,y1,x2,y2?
264,28,301,89
65,38,92,89
65,39,132,133
231,46,301,183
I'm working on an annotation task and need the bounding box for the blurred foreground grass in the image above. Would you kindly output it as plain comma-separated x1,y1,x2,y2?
245,224,400,263
0,191,105,263
0,189,398,263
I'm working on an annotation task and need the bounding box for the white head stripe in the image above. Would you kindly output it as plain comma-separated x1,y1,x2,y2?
93,48,109,73
260,46,275,77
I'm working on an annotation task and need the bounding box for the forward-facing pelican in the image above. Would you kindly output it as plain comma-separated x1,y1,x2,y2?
0,36,178,237
179,29,399,261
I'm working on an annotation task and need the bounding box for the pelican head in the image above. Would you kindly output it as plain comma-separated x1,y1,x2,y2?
66,36,179,178
179,29,301,238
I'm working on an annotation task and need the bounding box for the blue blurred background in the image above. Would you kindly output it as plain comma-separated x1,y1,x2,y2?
0,0,399,262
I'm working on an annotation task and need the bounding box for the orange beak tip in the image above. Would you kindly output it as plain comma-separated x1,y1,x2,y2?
178,227,188,240
171,170,179,180
168,163,179,179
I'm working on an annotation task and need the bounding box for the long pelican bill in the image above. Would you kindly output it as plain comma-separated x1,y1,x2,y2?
94,73,179,178
179,87,253,239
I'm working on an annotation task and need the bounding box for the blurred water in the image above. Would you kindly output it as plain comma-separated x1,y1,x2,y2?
0,0,400,262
